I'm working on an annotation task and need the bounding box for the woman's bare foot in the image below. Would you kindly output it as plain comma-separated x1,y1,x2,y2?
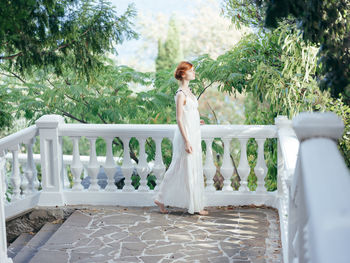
154,200,169,214
198,210,209,215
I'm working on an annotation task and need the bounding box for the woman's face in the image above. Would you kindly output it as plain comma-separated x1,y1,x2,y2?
183,66,195,81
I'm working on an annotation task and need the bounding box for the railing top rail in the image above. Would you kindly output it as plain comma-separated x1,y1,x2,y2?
0,125,38,154
58,123,277,139
202,124,277,139
58,123,176,138
275,116,300,177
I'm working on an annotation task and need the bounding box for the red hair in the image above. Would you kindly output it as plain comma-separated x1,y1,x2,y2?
174,61,193,81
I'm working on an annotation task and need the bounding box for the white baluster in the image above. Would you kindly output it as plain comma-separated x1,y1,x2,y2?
137,137,150,192
203,138,216,191
104,137,117,191
83,166,88,178
121,137,134,191
20,147,29,196
70,137,84,190
220,138,234,191
23,137,38,194
0,150,7,203
9,145,21,200
0,152,13,262
87,137,100,191
153,137,165,191
60,137,70,189
63,163,70,189
254,138,268,193
237,138,250,192
277,139,284,196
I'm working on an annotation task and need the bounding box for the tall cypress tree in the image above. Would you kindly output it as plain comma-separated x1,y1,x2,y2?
155,15,183,73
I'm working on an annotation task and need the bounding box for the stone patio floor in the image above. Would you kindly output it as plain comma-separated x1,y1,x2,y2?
30,205,283,263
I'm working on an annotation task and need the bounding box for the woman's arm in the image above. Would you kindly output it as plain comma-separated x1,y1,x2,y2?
176,92,189,143
176,92,193,154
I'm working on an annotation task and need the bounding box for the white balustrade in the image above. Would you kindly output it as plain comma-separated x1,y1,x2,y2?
70,136,84,190
220,138,234,191
137,137,151,192
153,137,166,191
121,137,134,191
103,137,118,191
203,138,216,191
6,112,348,263
237,138,250,192
87,137,100,191
254,138,268,193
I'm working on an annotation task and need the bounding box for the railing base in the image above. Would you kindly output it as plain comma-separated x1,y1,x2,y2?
5,192,40,220
5,190,280,220
36,191,65,207
61,190,279,209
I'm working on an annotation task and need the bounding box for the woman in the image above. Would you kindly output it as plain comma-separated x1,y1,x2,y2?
153,61,208,215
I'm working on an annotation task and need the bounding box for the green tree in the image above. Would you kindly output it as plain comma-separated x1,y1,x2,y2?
0,0,138,130
264,0,350,105
222,0,350,105
191,23,350,186
155,15,183,72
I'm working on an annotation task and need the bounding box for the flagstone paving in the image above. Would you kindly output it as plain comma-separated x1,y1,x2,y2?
29,205,282,263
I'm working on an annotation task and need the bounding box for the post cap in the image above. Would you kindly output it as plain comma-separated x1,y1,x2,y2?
275,115,292,127
35,115,65,129
292,111,344,142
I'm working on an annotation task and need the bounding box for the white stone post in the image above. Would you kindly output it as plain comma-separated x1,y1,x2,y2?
35,115,65,206
0,150,13,263
289,111,347,263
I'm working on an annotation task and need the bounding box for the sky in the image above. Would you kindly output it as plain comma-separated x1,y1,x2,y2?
109,0,208,68
109,0,197,16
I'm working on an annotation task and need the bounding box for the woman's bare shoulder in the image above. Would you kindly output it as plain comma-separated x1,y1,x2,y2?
175,90,186,105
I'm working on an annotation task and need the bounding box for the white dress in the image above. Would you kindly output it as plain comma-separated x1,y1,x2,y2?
153,89,207,214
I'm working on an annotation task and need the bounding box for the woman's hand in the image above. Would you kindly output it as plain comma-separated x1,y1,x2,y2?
185,140,193,154
200,119,205,125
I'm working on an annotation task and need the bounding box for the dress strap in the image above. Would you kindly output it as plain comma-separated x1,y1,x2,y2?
175,89,187,97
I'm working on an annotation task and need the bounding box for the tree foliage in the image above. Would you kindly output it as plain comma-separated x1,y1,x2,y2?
0,0,138,82
192,23,350,184
264,0,350,105
221,0,270,28
222,0,350,105
0,0,140,130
